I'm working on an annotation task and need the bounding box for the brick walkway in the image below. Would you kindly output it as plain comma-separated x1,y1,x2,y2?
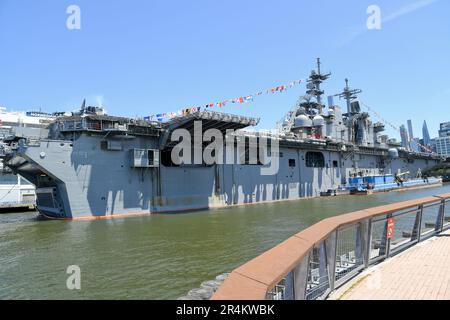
334,230,450,300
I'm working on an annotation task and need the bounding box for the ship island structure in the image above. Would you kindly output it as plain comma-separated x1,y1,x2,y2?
0,60,443,219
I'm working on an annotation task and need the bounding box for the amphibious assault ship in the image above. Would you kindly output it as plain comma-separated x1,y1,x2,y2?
0,60,442,219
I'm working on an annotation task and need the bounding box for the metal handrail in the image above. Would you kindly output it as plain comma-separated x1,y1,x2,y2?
212,192,450,300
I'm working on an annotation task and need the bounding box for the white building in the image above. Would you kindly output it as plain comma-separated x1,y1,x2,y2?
434,122,450,158
435,136,450,157
439,122,450,138
0,107,56,209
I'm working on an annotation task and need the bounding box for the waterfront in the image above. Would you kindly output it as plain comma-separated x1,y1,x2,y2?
1,184,450,300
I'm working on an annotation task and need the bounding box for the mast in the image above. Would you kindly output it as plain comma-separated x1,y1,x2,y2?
335,78,362,115
303,58,331,114
277,58,331,133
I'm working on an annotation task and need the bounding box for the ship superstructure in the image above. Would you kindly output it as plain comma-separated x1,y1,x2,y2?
1,60,442,219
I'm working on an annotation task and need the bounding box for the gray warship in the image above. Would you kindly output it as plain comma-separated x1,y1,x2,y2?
1,59,442,219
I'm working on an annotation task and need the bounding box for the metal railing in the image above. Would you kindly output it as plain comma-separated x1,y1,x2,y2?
212,192,450,300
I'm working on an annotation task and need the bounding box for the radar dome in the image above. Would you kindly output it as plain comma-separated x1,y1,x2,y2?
312,115,325,126
388,148,399,159
294,115,312,127
295,107,306,116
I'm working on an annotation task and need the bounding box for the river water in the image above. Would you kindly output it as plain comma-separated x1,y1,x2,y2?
1,184,450,300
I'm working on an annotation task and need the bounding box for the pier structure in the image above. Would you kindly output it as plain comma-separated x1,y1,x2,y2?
212,193,450,300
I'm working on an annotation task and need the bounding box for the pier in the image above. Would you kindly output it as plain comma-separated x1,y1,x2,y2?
212,192,450,300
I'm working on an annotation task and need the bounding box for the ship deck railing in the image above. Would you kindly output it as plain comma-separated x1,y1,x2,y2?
212,192,450,300
162,110,260,128
57,117,161,136
239,131,391,156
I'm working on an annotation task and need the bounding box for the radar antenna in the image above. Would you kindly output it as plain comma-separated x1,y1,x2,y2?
276,58,331,133
302,58,331,114
335,78,362,115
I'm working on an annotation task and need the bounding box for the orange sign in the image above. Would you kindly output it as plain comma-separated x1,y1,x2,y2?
387,218,395,239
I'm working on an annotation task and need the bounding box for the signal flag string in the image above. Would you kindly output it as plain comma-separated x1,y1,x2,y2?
360,101,399,132
145,78,435,155
147,78,305,122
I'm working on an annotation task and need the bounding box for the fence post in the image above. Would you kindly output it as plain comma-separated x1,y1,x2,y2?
435,199,445,233
412,205,424,242
443,200,447,230
379,214,391,258
355,221,369,267
326,231,337,292
363,219,372,268
284,271,295,300
293,251,310,300
318,242,328,292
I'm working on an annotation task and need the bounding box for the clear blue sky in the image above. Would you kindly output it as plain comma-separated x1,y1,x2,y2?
1,0,449,140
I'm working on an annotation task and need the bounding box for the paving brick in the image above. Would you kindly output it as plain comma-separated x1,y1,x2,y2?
340,230,450,300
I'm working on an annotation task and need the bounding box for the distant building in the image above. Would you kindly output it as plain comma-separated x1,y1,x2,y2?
422,120,431,146
435,122,450,157
410,138,420,153
439,122,450,137
430,138,437,153
435,137,450,157
400,125,409,149
407,120,414,141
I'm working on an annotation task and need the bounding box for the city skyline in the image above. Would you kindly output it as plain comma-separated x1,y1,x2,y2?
403,118,442,141
398,118,448,155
